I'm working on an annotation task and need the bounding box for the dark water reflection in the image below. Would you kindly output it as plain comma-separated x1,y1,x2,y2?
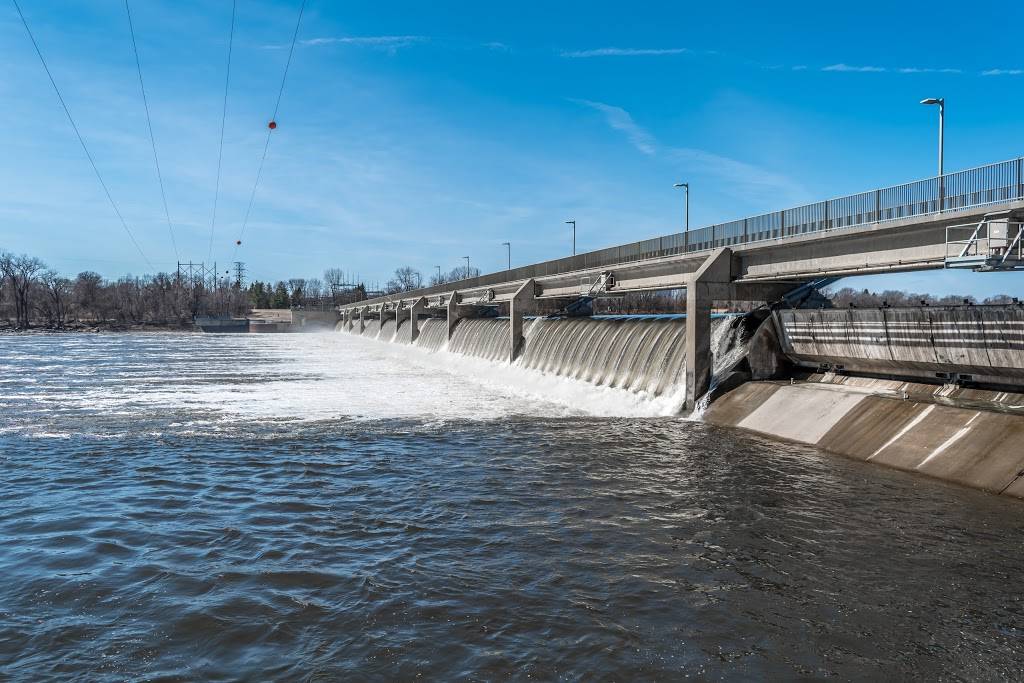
2,335,1024,680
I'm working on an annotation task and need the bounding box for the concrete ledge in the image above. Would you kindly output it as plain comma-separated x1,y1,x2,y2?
706,381,1024,500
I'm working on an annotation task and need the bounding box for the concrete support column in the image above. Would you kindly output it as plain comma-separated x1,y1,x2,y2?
408,297,426,343
447,292,469,341
685,248,733,411
395,304,409,325
358,306,368,334
509,279,537,362
341,309,350,331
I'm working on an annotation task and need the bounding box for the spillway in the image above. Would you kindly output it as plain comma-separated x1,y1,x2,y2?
342,314,753,401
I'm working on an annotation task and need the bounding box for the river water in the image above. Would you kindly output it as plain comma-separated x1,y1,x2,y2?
1,332,1023,680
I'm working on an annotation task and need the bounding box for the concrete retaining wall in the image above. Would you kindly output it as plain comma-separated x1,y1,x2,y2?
706,380,1024,499
773,305,1024,388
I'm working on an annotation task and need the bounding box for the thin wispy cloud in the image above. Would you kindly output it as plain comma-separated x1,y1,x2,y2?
571,99,806,202
561,47,689,58
822,63,963,74
300,35,427,49
572,99,656,155
981,68,1023,76
822,63,886,73
898,67,962,74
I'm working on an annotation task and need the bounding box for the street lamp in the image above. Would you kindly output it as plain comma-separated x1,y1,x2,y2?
920,98,944,177
565,220,576,256
502,242,511,270
673,182,689,232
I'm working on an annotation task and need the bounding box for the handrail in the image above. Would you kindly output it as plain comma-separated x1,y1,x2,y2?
345,156,1024,307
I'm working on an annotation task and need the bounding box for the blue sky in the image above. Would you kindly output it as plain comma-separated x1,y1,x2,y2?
1,0,1022,296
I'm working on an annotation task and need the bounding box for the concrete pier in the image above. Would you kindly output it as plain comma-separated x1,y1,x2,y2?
447,292,472,341
685,248,732,409
509,279,537,361
408,297,426,343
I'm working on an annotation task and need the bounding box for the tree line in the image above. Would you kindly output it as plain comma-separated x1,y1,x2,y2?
0,251,371,330
823,287,1015,308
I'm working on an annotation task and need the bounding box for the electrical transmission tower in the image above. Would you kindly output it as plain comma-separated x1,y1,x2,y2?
177,261,218,289
233,261,246,289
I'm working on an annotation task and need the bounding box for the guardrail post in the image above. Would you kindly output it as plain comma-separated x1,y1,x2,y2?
823,200,829,232
1018,157,1023,200
875,189,881,222
780,210,786,238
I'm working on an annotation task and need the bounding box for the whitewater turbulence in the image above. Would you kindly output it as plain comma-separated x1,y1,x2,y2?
339,314,755,415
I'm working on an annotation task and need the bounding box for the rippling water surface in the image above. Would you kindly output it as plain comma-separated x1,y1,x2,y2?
2,332,1023,680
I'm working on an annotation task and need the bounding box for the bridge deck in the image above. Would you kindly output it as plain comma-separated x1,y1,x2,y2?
342,157,1024,310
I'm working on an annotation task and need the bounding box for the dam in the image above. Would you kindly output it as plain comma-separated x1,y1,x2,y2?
338,298,1024,500
332,158,1024,499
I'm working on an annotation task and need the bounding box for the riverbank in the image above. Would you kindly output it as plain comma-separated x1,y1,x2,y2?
0,320,194,334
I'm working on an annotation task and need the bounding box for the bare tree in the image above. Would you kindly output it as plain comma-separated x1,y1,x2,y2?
0,253,45,328
324,268,346,295
386,266,422,293
305,277,325,300
36,270,73,328
72,271,105,322
447,265,480,282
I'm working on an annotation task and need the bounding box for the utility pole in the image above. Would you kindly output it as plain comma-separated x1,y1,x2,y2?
463,256,470,278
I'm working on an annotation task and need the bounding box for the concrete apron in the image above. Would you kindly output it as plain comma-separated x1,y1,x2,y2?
705,380,1024,500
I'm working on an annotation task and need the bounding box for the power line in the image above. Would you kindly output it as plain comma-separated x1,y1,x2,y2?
208,0,237,262
12,0,155,272
233,0,308,256
125,0,179,261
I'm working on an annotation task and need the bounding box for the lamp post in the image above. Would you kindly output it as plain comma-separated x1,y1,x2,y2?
502,242,511,270
920,97,944,177
920,97,945,211
565,220,576,256
435,265,441,284
463,256,470,278
673,182,689,232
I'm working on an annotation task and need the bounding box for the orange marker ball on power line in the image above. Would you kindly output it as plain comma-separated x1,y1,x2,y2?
268,120,277,130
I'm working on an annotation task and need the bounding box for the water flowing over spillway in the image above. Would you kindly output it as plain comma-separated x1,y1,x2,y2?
448,318,511,362
521,317,687,396
416,318,448,352
342,314,754,404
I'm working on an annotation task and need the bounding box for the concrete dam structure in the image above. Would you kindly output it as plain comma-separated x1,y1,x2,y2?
340,313,750,403
773,306,1024,388
339,304,1024,500
337,159,1024,498
339,158,1024,412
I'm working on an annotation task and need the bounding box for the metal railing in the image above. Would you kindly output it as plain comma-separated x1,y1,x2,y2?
946,219,1024,268
348,157,1024,306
